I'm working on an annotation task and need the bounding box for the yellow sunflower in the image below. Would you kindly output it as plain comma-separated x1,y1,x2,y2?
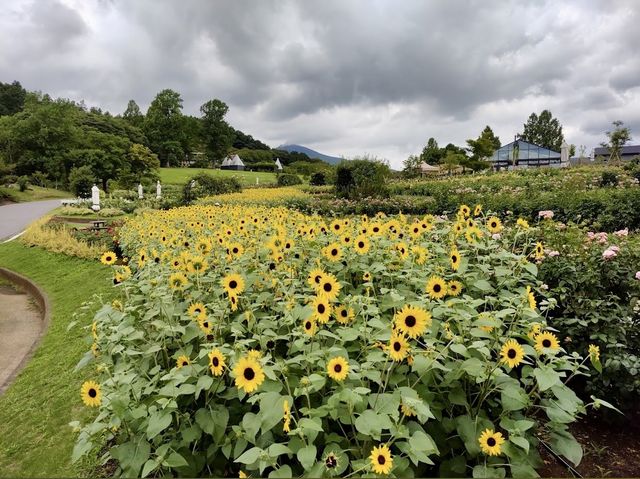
312,295,332,324
208,349,225,376
222,273,245,296
322,242,343,262
458,204,471,218
334,305,355,324
233,356,265,393
486,216,503,234
169,272,188,290
534,241,545,259
394,305,431,338
400,403,416,417
500,339,525,368
80,380,102,407
517,218,530,229
303,317,317,336
354,235,371,255
316,273,341,301
198,315,213,335
363,271,372,282
478,429,505,456
588,344,600,362
369,444,393,475
100,251,117,265
526,286,536,310
448,280,463,297
176,355,191,368
307,268,325,288
426,276,447,300
450,247,461,271
474,204,482,216
534,331,560,353
187,302,206,318
327,356,349,382
388,333,409,361
283,400,291,433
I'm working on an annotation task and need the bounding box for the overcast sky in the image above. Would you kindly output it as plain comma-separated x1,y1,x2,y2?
1,0,639,168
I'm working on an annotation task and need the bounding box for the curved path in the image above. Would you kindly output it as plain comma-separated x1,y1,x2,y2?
0,199,63,241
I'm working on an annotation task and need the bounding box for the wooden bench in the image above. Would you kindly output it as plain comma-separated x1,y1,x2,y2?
90,220,108,231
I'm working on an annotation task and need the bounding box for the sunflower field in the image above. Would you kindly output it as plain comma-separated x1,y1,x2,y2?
73,202,603,478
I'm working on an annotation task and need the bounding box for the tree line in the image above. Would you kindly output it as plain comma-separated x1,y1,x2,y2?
0,81,320,192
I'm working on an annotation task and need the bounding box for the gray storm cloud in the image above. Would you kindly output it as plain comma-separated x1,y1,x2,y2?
0,0,638,167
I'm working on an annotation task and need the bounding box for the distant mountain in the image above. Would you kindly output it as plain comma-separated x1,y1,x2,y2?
276,144,343,165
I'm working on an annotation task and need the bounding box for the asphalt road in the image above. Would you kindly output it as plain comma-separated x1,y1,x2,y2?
0,199,63,241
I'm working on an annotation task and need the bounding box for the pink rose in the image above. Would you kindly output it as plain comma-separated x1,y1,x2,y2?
614,228,629,237
492,233,501,240
548,250,560,257
635,271,640,280
602,246,618,260
538,210,554,219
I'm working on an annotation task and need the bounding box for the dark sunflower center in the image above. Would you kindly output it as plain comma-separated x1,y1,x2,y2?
305,321,312,330
508,348,517,359
331,249,338,256
452,255,458,262
378,455,386,465
212,357,219,366
405,315,416,327
318,304,326,314
393,341,401,352
229,280,237,289
203,321,209,328
233,248,238,254
314,275,321,283
491,222,497,228
326,455,337,468
244,367,255,380
323,283,332,292
88,388,97,398
434,284,441,292
269,263,276,270
373,227,379,232
182,361,188,366
358,241,365,248
487,437,496,447
334,364,342,373
341,310,348,317
543,339,551,347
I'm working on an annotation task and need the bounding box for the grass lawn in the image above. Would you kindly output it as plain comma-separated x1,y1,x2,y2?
0,242,114,477
0,185,71,202
159,167,277,186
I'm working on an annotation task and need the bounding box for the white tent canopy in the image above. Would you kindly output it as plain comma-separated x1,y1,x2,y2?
419,162,439,172
229,154,244,167
221,157,230,167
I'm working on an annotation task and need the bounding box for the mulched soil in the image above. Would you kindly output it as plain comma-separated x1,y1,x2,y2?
538,408,640,478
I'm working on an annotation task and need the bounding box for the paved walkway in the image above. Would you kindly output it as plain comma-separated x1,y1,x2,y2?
0,284,41,394
0,199,62,241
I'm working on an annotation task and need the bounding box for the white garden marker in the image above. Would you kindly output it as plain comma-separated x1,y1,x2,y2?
156,180,162,199
138,184,144,199
91,184,100,212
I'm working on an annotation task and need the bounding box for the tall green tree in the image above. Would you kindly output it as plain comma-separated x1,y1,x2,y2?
466,125,500,163
0,81,27,116
144,89,185,167
122,99,144,128
601,120,632,163
520,110,564,151
420,137,443,165
402,154,421,172
200,99,233,165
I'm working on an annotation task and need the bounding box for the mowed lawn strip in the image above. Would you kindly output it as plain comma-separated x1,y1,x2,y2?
0,185,71,202
0,242,113,477
159,167,277,185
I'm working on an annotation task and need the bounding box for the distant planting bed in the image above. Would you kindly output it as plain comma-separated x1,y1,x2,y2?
159,167,277,186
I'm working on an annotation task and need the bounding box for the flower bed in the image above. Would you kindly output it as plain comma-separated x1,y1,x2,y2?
73,205,605,477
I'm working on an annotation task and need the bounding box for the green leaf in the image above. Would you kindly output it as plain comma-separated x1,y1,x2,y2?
473,465,506,478
260,392,284,434
146,412,172,439
297,445,317,470
473,279,493,292
267,443,292,457
236,446,263,464
195,375,213,398
550,429,582,466
268,465,293,478
298,417,323,432
355,409,392,440
141,459,159,478
510,436,530,453
195,408,215,435
163,452,189,468
533,366,560,391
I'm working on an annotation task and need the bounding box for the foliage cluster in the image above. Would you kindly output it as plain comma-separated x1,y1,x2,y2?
72,203,604,478
182,173,242,204
276,174,303,187
20,217,105,259
335,158,390,199
535,220,640,403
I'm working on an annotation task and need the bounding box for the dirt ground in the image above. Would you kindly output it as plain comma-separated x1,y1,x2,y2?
539,408,640,478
